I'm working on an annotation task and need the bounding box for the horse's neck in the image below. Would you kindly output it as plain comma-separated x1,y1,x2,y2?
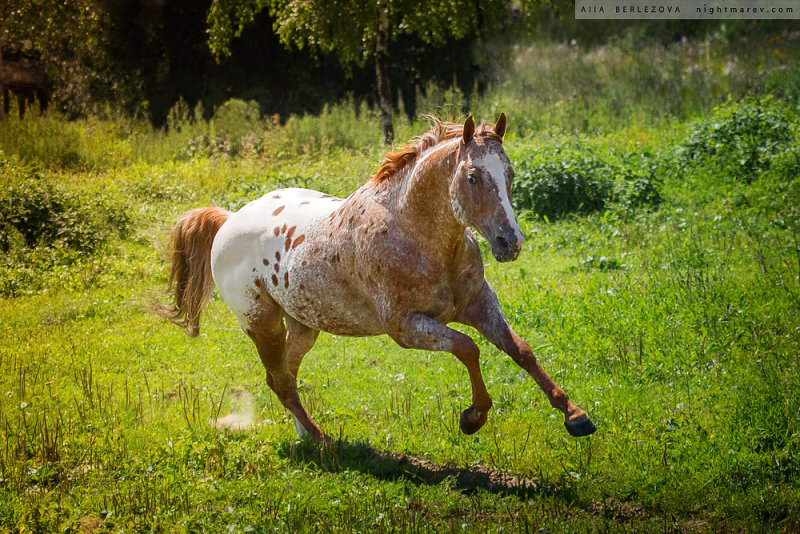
394,140,463,243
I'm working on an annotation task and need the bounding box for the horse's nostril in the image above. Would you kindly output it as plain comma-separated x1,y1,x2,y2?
496,235,509,249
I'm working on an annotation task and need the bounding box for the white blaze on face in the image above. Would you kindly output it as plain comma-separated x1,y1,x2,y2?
473,153,523,241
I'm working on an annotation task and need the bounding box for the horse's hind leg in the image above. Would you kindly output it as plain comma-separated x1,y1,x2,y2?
283,316,320,438
246,297,325,444
461,281,596,437
284,316,320,379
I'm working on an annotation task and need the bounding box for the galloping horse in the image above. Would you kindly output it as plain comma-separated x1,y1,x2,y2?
157,114,596,443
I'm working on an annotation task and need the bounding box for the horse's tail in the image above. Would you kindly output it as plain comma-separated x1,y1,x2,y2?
155,207,230,337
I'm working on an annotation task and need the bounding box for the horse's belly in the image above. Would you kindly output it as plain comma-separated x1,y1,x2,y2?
276,258,385,337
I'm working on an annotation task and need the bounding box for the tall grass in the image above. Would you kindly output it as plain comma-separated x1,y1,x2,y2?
3,30,797,171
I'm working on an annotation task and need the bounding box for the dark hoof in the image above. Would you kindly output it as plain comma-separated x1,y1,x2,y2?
459,407,487,435
565,414,597,437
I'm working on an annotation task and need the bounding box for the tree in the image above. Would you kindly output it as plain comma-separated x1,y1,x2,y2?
0,0,138,118
207,0,507,144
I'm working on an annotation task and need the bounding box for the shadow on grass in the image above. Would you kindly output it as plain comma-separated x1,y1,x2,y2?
277,438,571,501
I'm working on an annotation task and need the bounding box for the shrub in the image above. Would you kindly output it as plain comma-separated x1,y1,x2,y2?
677,97,796,184
510,141,661,219
0,156,130,254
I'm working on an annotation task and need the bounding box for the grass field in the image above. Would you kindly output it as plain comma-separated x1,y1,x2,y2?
1,33,800,532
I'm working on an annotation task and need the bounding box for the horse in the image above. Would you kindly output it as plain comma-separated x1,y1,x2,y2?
156,114,596,444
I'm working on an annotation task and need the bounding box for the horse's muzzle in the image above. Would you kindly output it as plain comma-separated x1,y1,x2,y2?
490,226,524,262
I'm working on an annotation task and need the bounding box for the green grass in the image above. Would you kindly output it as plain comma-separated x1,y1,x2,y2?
1,35,800,532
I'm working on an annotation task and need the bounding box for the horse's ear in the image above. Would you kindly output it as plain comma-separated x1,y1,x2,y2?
494,112,507,141
462,115,475,145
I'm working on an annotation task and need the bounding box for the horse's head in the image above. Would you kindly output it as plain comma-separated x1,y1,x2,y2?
450,113,524,262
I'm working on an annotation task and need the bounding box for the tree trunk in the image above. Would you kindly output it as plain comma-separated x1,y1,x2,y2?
375,5,393,145
0,39,5,122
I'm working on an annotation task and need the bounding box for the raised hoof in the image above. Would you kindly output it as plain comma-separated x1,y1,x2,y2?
459,407,487,435
565,414,597,437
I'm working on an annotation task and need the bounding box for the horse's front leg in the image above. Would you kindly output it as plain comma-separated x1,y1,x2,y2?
460,282,597,437
389,312,492,434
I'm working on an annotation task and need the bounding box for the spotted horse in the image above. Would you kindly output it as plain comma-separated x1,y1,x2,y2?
157,114,597,443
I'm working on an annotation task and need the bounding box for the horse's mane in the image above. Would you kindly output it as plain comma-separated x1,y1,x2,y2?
368,118,502,185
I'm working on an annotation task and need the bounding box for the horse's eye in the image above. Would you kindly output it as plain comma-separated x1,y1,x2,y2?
467,174,477,185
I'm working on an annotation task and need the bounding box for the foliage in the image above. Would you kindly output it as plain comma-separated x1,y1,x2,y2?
0,156,129,254
206,0,513,142
0,0,141,116
210,99,263,156
470,31,800,137
0,155,132,296
677,97,797,183
0,110,136,169
271,101,385,156
510,140,661,219
208,0,506,64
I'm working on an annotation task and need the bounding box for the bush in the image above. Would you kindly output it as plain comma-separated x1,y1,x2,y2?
677,97,796,184
0,156,130,254
510,141,661,219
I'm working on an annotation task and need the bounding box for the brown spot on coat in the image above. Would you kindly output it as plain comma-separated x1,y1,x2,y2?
281,224,288,234
291,235,306,249
273,227,280,236
274,263,280,273
263,258,270,266
284,238,292,251
284,272,289,289
272,206,285,216
271,274,279,286
275,251,281,262
287,226,297,239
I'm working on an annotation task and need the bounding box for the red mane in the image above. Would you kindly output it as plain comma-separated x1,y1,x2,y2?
368,118,502,185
